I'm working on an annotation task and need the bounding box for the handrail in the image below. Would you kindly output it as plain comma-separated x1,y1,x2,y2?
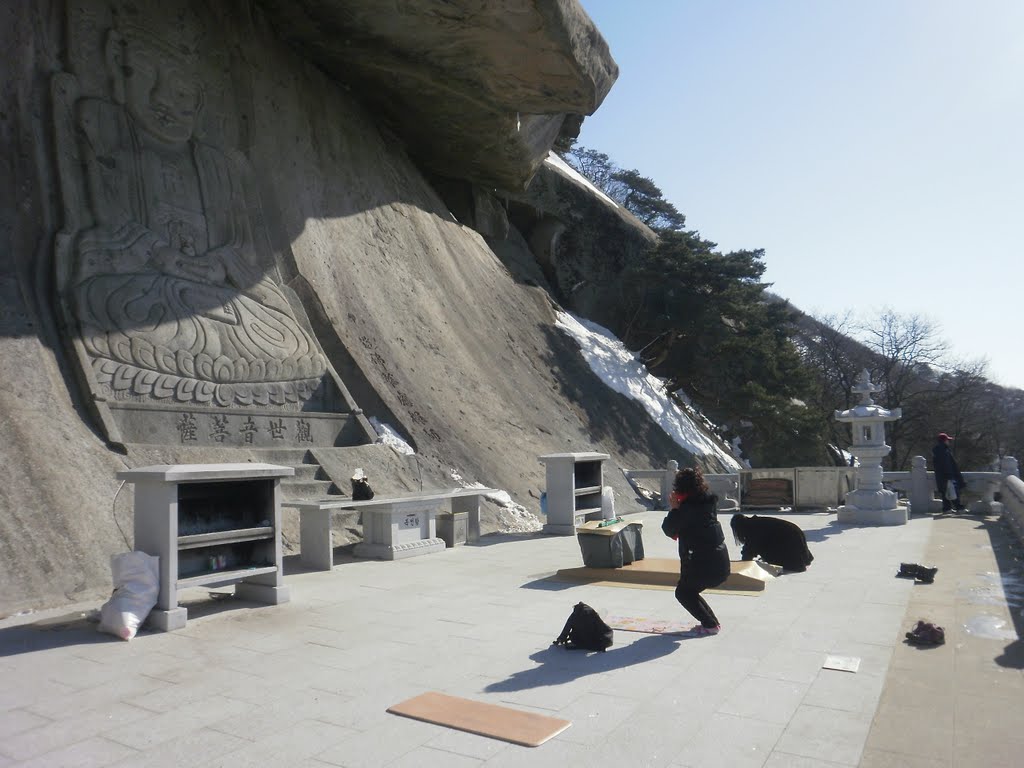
624,457,1020,513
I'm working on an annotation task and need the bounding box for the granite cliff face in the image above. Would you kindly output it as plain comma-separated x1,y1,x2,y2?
0,0,722,614
257,0,618,190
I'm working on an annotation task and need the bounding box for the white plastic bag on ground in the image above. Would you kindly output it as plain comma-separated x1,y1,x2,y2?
601,485,615,519
98,551,159,641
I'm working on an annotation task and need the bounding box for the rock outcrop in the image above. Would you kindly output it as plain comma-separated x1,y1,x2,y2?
257,0,618,190
0,0,722,615
506,154,659,330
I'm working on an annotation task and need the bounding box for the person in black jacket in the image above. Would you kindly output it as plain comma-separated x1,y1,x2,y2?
661,466,730,635
730,514,814,572
932,432,966,512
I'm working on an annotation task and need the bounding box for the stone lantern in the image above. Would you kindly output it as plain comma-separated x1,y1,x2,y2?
835,370,906,525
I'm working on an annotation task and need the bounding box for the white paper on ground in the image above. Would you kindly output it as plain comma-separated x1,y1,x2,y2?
823,655,861,673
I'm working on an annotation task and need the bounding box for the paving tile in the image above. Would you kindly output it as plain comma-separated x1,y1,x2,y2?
204,719,358,767
952,691,1024,737
589,704,702,768
867,699,954,760
670,712,784,768
802,665,886,715
103,695,250,750
0,708,50,740
762,752,853,767
746,646,828,685
822,639,893,678
207,687,356,741
13,736,139,768
422,724,514,761
312,714,438,767
880,664,955,704
951,727,1024,768
551,690,641,745
0,702,153,761
859,747,951,768
107,727,247,767
717,675,809,725
0,677,77,714
773,704,873,765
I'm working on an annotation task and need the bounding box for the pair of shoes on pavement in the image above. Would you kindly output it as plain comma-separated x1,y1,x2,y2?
688,624,720,636
897,562,938,584
905,619,945,646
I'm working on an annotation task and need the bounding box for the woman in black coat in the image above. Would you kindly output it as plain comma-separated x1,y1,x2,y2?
730,514,813,572
661,466,730,635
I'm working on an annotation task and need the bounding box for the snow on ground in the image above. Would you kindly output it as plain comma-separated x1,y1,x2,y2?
544,152,620,209
366,426,542,531
555,311,743,471
370,417,415,455
450,469,542,533
370,311,743,520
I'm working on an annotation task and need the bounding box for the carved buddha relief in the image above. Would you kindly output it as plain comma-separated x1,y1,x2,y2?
57,3,329,412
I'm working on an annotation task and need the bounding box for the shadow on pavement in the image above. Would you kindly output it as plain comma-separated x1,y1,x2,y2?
984,516,1024,669
485,633,691,692
0,591,262,657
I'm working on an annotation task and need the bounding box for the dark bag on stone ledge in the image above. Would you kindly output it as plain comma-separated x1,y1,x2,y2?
351,468,374,501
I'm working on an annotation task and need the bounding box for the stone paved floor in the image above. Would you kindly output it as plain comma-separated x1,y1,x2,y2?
1,506,1021,767
861,513,1024,768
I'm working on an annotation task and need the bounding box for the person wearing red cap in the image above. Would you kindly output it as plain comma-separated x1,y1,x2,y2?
932,433,966,512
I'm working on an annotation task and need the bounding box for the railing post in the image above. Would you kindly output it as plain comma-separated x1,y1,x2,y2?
1001,456,1020,479
910,455,934,514
662,460,678,510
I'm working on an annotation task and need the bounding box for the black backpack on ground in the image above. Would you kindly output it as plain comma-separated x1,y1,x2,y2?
552,602,613,652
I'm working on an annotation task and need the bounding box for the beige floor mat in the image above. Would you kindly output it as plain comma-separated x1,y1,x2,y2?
548,558,775,595
387,691,572,747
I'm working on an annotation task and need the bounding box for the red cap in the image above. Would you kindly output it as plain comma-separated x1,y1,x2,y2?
937,432,953,442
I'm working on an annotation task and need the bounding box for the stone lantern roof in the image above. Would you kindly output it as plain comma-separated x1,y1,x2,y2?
834,370,902,423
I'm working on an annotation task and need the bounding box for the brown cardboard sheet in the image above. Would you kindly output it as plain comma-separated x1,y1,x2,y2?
387,691,571,747
549,558,775,595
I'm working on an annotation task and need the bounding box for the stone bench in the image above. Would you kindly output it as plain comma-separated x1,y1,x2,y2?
285,488,498,569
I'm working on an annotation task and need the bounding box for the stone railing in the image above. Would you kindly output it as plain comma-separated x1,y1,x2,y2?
623,460,740,512
624,457,1021,521
1002,474,1024,543
887,455,1020,516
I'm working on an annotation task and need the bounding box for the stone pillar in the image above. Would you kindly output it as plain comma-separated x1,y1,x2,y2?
910,455,937,515
969,476,1002,515
662,460,678,509
1001,456,1020,479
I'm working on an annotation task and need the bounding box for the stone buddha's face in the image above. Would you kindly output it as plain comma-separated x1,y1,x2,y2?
122,40,201,144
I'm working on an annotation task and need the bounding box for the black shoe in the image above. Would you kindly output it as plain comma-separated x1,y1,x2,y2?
897,563,920,579
906,620,945,645
896,563,937,583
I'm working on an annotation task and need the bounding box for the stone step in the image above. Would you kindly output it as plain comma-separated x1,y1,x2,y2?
280,478,342,501
289,464,325,481
249,446,362,502
253,447,316,466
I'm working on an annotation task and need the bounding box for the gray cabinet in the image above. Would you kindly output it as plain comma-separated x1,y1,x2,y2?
118,463,293,630
539,452,610,535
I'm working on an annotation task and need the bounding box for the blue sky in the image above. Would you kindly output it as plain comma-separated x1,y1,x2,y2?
576,0,1023,389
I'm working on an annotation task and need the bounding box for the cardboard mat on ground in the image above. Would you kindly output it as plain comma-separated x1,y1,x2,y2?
387,691,571,747
605,615,694,635
548,558,777,595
